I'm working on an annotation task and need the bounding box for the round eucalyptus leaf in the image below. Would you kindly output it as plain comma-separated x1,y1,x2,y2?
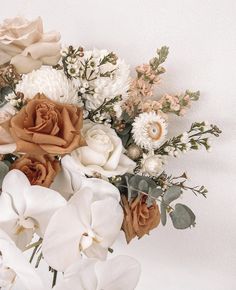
163,185,182,204
138,179,149,192
170,203,196,229
149,187,163,198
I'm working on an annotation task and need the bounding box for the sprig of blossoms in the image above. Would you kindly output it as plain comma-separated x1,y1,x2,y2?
156,121,222,157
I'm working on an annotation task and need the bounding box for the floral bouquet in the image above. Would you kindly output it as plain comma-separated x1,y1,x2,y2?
0,16,221,290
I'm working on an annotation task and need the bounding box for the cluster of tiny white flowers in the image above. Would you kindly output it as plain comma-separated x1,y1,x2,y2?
63,48,130,114
5,94,22,108
92,111,111,125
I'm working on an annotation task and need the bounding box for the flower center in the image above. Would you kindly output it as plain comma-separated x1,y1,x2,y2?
147,122,162,141
80,229,103,251
14,216,38,235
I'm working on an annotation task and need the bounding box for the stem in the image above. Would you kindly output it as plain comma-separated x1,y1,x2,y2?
52,270,58,287
35,252,43,268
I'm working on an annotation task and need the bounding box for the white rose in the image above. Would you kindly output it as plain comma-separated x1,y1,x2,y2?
71,120,136,177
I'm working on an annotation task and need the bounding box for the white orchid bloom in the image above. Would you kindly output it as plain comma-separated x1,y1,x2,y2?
0,228,46,290
51,155,84,200
42,178,123,271
0,169,66,250
53,256,141,290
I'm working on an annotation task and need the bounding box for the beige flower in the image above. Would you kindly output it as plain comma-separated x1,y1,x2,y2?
0,16,61,74
122,195,160,243
11,154,60,187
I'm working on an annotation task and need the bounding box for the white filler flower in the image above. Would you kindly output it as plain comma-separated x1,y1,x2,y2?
132,112,167,150
0,228,45,290
42,178,123,271
0,169,66,250
79,49,130,111
12,66,79,104
54,256,141,290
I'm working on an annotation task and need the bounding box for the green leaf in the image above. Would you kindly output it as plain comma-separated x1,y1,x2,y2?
149,187,163,198
0,161,9,188
128,175,156,191
163,185,182,204
160,202,167,226
118,124,132,136
170,203,196,229
121,133,130,147
138,180,149,192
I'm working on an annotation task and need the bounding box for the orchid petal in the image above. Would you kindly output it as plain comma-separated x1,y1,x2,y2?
0,193,18,239
83,242,108,261
24,185,66,235
69,188,93,227
62,259,97,290
91,198,123,247
81,178,121,201
0,229,46,290
95,256,141,290
2,170,29,215
42,204,84,272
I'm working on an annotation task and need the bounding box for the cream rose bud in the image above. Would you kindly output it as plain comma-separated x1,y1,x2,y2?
71,120,136,177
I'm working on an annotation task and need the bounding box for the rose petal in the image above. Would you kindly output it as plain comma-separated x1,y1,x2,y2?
10,54,42,74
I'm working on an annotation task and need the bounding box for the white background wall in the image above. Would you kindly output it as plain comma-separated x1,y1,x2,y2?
1,1,236,289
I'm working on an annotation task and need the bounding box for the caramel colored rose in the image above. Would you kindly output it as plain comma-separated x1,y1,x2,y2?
10,94,84,155
11,154,60,187
122,195,160,243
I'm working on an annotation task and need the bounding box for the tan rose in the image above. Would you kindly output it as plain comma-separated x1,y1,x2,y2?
121,194,160,243
11,154,60,187
10,93,84,155
0,16,61,74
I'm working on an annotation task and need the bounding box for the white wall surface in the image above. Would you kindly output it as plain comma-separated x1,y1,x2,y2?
1,1,236,289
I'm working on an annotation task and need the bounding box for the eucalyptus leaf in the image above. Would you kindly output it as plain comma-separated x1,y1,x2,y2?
146,196,153,207
170,203,196,229
121,134,130,147
160,202,167,226
138,179,149,192
125,176,132,201
0,161,9,188
149,187,163,198
129,175,156,192
163,185,182,204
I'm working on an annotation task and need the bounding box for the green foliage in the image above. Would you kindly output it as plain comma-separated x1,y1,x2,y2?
170,203,196,229
163,185,182,204
160,202,167,226
0,161,9,188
